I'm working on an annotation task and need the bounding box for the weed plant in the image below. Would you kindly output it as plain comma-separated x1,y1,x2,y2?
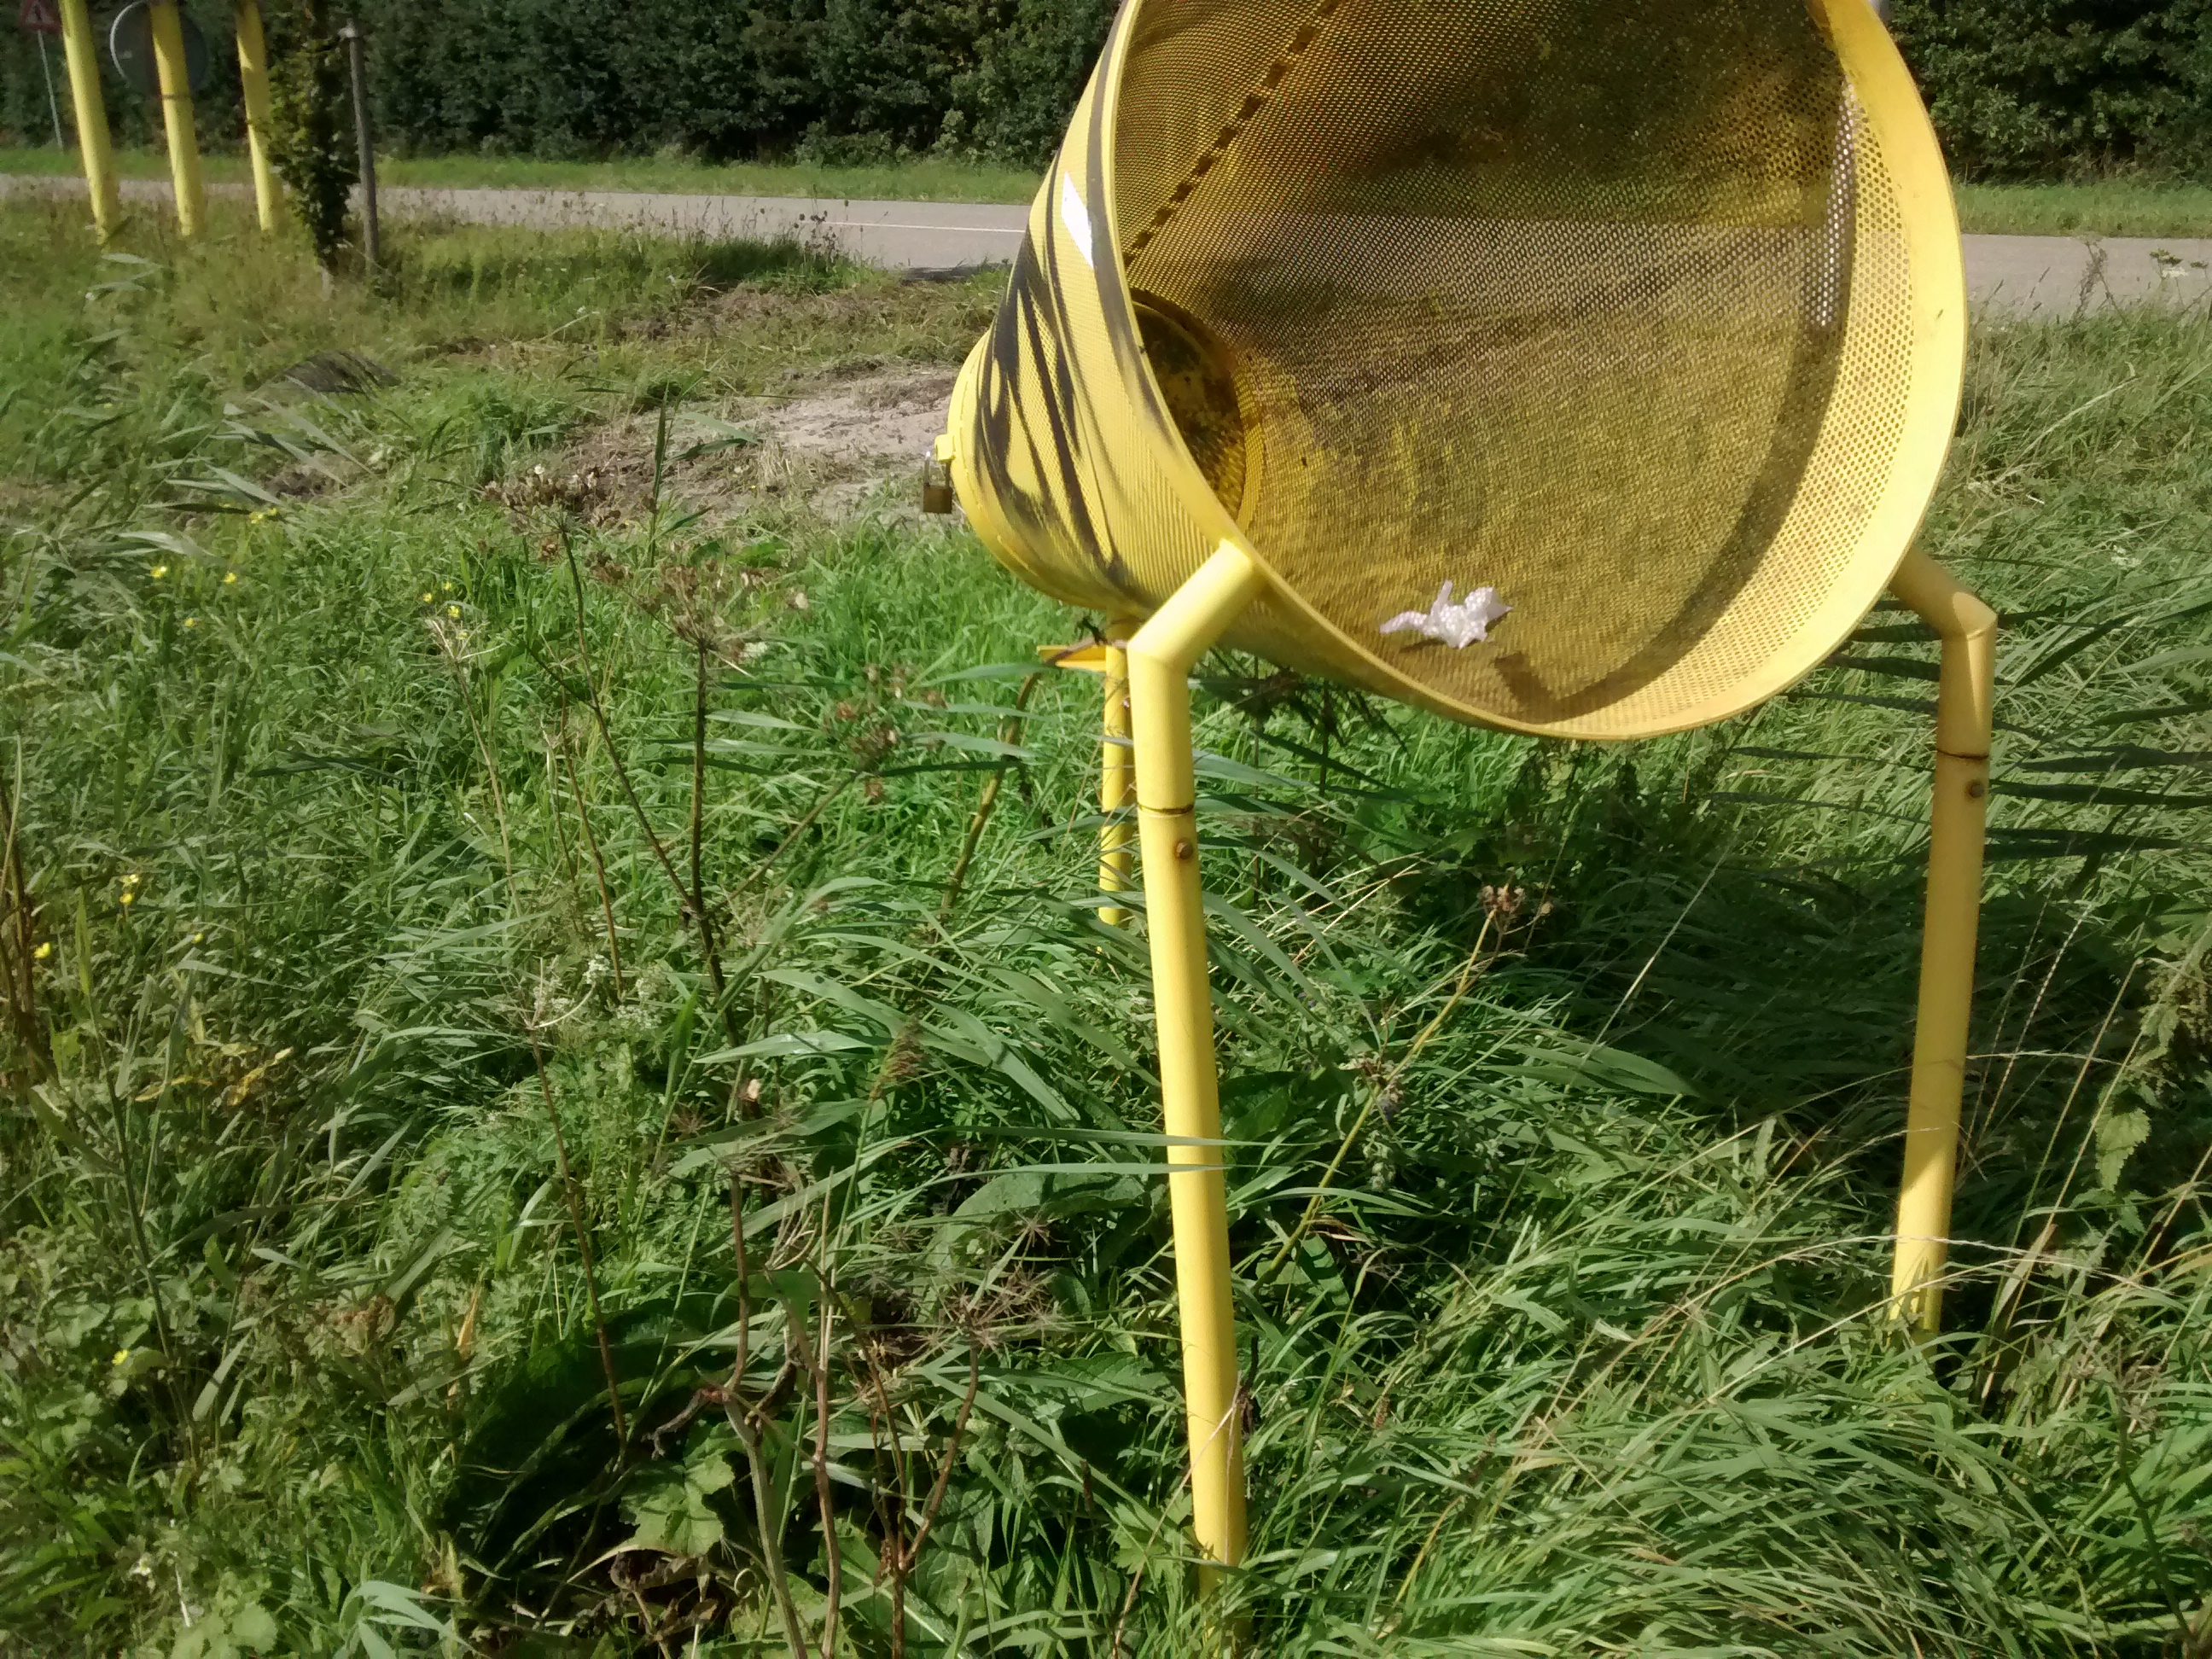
2,198,2210,1656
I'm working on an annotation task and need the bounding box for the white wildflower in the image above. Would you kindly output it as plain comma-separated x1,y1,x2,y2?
1378,581,1511,649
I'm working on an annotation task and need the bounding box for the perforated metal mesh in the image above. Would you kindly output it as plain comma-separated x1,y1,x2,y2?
948,0,1964,739
1121,0,1913,731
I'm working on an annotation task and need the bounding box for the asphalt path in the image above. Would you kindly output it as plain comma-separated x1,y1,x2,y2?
9,173,2209,317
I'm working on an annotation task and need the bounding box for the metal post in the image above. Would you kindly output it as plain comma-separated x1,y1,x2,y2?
147,0,206,238
38,36,67,150
55,0,119,237
1098,616,1141,926
1128,543,1269,1586
340,20,377,267
1888,549,1998,1335
233,0,282,233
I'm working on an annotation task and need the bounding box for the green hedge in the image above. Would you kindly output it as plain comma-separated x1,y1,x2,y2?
1892,0,2212,178
352,0,1109,166
3,0,2206,178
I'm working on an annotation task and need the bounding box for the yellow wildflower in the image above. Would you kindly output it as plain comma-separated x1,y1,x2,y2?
183,617,198,629
149,565,168,579
32,940,51,960
113,1348,130,1366
223,571,239,585
419,591,434,603
446,604,461,620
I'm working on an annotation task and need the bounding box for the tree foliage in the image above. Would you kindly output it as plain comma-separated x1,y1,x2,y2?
266,0,358,266
1893,0,2212,178
343,0,2212,176
3,0,2209,178
346,0,1115,167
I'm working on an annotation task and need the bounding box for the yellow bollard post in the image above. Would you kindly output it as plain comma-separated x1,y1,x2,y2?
1098,616,1140,926
1888,549,1998,1335
1127,544,1269,1586
233,0,282,232
56,0,120,238
147,0,207,239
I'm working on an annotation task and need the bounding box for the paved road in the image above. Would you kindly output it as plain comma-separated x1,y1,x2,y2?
1970,231,2212,316
9,173,2209,316
3,173,1031,275
376,184,1033,273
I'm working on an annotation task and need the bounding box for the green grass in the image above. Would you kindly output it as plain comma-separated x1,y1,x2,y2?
0,143,1044,204
1956,178,2212,239
3,192,2212,1657
14,144,2212,235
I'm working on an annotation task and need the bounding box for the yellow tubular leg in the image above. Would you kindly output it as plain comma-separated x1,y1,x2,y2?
1098,616,1140,926
233,0,282,233
57,0,119,239
1128,544,1269,1583
1889,550,1999,1334
148,0,207,239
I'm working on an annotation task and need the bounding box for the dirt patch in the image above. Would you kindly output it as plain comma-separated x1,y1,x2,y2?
550,363,957,527
757,368,956,469
265,458,355,500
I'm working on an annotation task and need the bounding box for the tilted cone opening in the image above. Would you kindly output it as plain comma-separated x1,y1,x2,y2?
1132,294,1255,525
949,0,1965,740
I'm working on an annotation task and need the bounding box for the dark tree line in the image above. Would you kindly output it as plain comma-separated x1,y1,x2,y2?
352,0,1111,166
1893,0,2212,177
3,0,2207,178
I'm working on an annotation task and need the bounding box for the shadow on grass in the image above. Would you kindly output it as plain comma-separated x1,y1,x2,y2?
1338,725,2192,1279
377,221,862,309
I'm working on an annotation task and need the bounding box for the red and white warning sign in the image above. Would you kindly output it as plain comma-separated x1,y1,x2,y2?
16,0,62,35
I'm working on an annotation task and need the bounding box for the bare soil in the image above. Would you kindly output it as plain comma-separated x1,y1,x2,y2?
558,362,957,526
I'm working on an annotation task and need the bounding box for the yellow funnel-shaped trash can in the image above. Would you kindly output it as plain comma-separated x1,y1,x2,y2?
946,0,1965,740
937,0,1987,1587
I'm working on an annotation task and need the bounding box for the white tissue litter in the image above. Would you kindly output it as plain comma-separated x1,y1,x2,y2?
1378,582,1511,649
